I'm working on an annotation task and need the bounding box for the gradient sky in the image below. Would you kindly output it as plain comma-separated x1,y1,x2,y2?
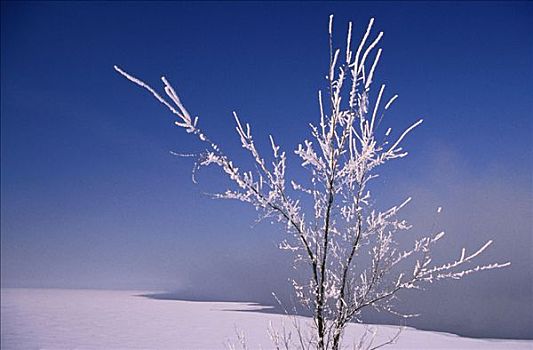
1,1,532,340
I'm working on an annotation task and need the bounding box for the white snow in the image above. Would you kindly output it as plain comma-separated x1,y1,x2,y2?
1,288,531,349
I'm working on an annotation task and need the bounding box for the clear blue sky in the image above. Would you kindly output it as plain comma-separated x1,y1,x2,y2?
1,1,531,339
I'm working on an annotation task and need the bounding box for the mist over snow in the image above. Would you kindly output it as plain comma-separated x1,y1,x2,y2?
2,289,532,349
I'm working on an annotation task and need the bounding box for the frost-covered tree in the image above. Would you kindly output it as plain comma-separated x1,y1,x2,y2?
115,16,509,350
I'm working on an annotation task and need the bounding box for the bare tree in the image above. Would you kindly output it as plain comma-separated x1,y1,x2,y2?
115,15,510,350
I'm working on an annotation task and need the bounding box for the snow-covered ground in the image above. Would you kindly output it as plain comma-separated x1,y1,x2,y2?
1,288,531,349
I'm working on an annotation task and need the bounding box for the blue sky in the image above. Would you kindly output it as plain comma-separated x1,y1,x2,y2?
1,1,531,339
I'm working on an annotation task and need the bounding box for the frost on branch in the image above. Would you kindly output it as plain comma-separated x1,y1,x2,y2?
115,14,510,350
